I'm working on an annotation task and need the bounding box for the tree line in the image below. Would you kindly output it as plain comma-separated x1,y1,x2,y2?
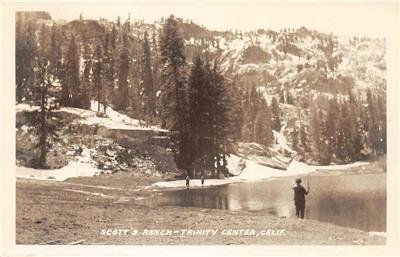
295,89,386,165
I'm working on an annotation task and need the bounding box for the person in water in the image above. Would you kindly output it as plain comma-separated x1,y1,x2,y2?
201,175,205,186
292,178,309,219
185,175,190,189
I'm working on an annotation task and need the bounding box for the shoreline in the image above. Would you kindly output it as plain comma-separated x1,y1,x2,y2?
16,168,386,245
153,156,370,188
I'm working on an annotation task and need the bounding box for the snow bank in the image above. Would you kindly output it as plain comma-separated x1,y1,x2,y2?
16,103,39,113
62,101,168,132
310,162,369,171
287,160,316,174
90,100,140,126
153,155,370,188
62,107,151,131
153,154,316,188
16,102,168,132
16,148,100,181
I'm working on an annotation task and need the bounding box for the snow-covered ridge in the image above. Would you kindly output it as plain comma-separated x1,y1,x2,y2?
184,26,386,98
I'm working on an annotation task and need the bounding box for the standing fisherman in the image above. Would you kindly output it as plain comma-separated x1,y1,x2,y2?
292,178,310,219
185,175,190,189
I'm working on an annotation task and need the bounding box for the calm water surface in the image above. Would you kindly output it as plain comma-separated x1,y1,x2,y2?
148,172,386,232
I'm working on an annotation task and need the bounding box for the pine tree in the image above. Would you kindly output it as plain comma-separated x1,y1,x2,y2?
325,98,339,160
152,29,161,94
159,15,190,170
299,123,308,150
347,89,363,160
376,94,386,155
254,99,273,146
319,112,332,165
226,76,244,141
81,40,92,110
209,59,233,176
141,31,156,117
187,55,208,175
242,83,260,142
93,43,103,112
310,106,323,164
38,23,50,60
366,89,379,155
358,101,369,153
292,128,299,150
102,31,114,113
110,25,118,49
270,97,281,131
337,101,355,162
114,30,130,111
64,35,80,107
48,24,62,80
33,57,58,168
364,90,386,156
336,103,347,161
16,22,37,102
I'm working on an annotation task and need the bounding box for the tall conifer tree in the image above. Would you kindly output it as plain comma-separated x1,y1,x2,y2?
160,15,190,170
141,31,156,117
64,35,81,107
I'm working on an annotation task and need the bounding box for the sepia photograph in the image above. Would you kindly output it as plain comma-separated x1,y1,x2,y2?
1,1,399,256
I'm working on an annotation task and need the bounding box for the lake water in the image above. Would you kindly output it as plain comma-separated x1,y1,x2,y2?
149,172,386,232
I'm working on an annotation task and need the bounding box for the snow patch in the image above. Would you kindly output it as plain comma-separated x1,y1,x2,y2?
273,130,295,154
368,232,386,237
16,148,100,181
310,162,369,171
90,100,138,125
16,104,40,113
16,102,168,132
64,189,115,199
67,100,167,132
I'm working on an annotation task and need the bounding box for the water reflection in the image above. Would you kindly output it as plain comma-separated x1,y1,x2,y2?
150,173,386,232
313,191,386,231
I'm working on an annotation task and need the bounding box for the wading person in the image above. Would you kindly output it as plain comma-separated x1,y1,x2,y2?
292,178,309,219
201,175,205,186
185,175,190,189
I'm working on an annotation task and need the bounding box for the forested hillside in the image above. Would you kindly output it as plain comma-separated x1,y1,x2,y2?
15,11,386,176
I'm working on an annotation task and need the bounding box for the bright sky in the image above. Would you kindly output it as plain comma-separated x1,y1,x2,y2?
32,2,398,38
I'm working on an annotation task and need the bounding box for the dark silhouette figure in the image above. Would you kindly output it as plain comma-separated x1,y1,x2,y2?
185,175,190,189
292,178,309,219
201,175,205,186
